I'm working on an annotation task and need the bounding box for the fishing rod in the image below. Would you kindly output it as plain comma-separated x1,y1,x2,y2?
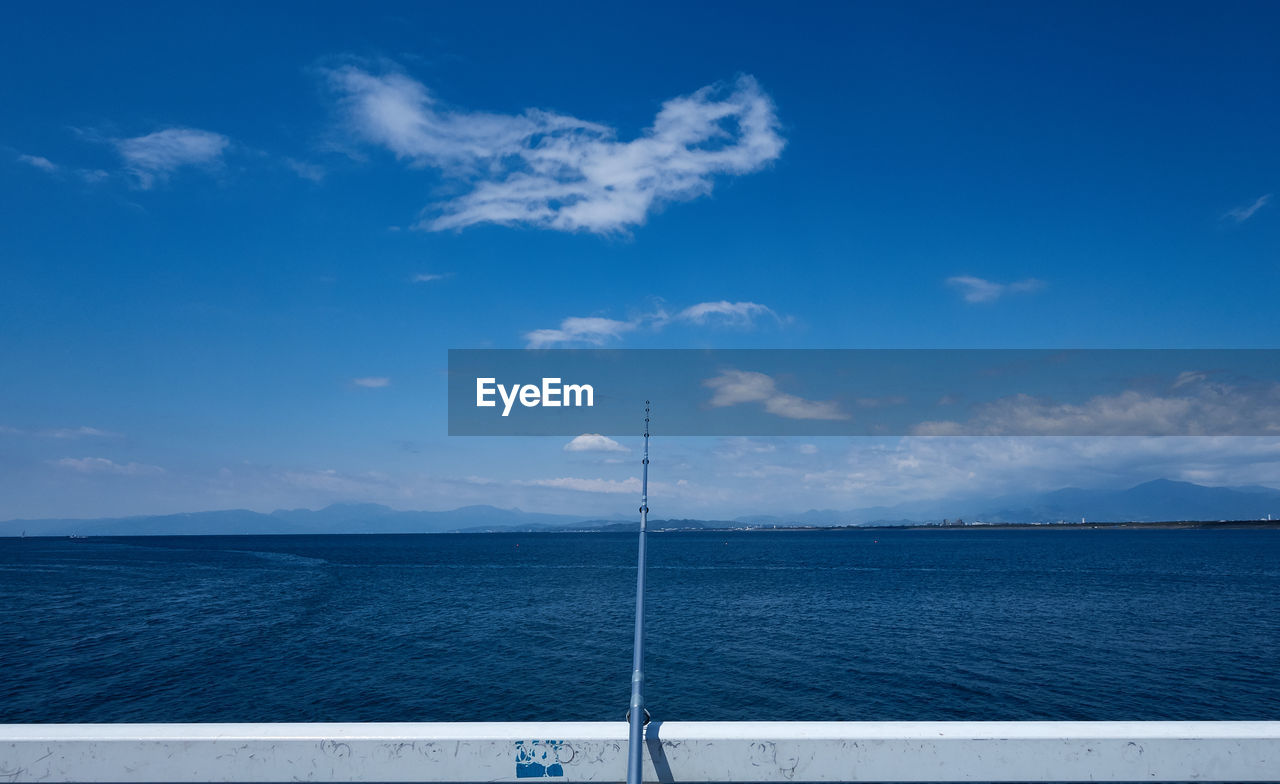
626,402,651,784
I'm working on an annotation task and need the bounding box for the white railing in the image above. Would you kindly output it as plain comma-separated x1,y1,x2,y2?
3,721,1279,782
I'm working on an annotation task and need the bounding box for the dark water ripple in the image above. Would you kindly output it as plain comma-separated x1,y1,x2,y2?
0,530,1277,723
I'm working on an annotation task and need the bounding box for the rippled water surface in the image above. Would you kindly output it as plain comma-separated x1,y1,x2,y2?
2,530,1277,722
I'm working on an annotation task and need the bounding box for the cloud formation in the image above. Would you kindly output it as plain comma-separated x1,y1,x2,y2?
2,425,119,439
17,154,57,172
704,370,849,420
16,152,110,183
43,426,118,439
515,476,641,494
525,300,779,347
280,468,394,495
285,158,326,182
525,316,638,348
51,457,163,476
564,434,629,453
326,66,784,233
946,276,1045,304
114,128,230,188
713,437,779,459
1223,194,1272,224
352,376,391,388
665,300,777,326
791,436,1280,509
913,375,1280,436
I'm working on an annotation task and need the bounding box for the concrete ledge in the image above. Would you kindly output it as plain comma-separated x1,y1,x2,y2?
2,721,1279,782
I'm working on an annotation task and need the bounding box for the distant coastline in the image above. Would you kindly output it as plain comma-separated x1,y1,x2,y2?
629,519,1280,533
6,518,1280,539
3,478,1277,537
904,519,1280,531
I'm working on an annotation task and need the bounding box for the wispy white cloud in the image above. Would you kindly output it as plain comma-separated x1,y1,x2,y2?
913,374,1280,436
17,154,58,172
855,396,908,409
285,158,326,182
663,300,780,327
946,275,1045,304
2,425,119,438
16,152,111,184
50,457,163,476
1223,193,1272,224
353,376,391,388
713,437,779,459
41,426,119,439
1172,370,1208,389
114,128,230,188
525,300,778,347
281,468,394,495
525,316,638,348
564,434,629,453
793,436,1280,509
411,272,451,283
326,66,784,233
704,370,849,420
515,476,641,494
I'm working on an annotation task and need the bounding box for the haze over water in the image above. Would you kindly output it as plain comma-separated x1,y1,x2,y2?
2,529,1277,723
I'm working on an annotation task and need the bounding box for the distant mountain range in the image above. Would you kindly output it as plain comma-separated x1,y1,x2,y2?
0,504,600,538
733,479,1280,526
2,479,1278,537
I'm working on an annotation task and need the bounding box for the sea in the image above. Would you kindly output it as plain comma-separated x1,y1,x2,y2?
1,529,1277,723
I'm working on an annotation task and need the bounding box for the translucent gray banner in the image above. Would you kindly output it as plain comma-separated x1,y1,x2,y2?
447,349,1280,436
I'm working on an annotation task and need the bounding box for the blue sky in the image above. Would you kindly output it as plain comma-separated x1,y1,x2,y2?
2,2,1279,520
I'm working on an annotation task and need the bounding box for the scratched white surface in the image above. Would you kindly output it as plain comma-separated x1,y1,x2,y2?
3,721,1280,782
